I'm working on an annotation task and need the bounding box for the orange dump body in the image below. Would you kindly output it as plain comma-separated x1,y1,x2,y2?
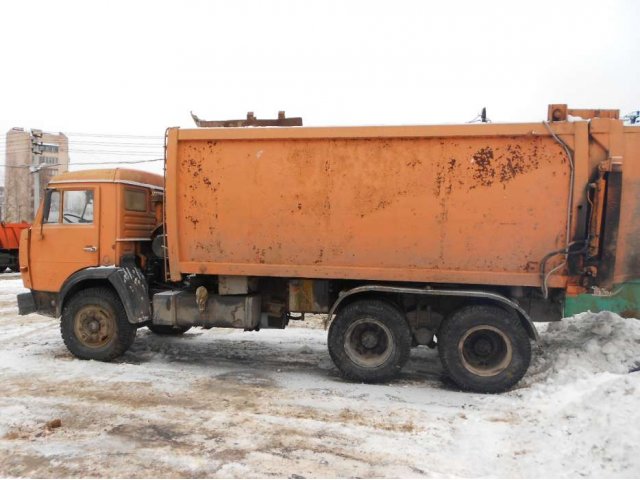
0,222,29,250
164,119,639,290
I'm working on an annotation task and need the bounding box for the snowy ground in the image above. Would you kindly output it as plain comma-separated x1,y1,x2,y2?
0,275,639,478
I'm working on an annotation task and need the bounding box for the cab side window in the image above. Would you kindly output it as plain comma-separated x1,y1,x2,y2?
124,188,148,212
45,190,61,223
63,190,94,224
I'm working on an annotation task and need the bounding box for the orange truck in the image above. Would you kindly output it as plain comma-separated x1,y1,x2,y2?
16,105,640,392
0,222,30,272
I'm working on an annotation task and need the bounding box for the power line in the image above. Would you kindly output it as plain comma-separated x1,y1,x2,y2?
0,133,164,143
0,131,164,152
0,135,162,142
0,158,164,168
71,158,163,165
1,131,163,139
66,132,164,139
0,139,163,146
0,140,162,147
0,148,163,155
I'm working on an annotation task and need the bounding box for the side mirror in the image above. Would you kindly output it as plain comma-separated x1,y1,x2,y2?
40,189,52,238
41,190,52,225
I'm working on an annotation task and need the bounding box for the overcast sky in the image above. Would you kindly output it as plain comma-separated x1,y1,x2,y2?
1,0,638,176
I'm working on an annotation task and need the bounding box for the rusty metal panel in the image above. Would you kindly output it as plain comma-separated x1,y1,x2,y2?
166,124,577,287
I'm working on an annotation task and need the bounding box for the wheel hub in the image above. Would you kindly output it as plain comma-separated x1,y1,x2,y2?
473,338,493,356
87,319,100,333
458,325,513,377
361,330,379,349
343,317,395,369
73,305,115,348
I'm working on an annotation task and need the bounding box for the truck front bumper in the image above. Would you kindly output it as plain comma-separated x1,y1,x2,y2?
17,290,57,317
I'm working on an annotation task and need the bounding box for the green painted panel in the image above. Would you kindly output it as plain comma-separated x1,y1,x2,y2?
563,279,640,318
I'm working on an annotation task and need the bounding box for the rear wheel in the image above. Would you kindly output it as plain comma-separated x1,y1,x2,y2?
438,305,531,393
61,287,136,361
328,299,411,383
147,324,191,335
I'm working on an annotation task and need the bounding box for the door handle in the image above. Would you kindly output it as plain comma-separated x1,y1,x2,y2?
83,246,97,253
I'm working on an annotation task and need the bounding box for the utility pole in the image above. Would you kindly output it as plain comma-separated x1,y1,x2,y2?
30,129,43,217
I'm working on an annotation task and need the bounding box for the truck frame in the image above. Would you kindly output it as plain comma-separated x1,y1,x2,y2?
16,105,640,392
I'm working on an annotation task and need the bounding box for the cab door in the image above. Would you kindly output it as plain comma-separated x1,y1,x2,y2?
29,186,100,292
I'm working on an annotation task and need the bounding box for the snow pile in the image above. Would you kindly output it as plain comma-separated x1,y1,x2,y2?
525,312,640,389
511,313,640,476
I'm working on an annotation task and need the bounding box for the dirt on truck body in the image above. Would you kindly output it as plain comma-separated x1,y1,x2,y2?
16,104,640,392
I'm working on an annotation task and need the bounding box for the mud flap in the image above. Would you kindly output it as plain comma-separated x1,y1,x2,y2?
17,292,36,315
107,266,151,324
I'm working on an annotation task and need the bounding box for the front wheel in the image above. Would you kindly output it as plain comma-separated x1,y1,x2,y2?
328,300,411,383
438,305,532,393
61,287,136,361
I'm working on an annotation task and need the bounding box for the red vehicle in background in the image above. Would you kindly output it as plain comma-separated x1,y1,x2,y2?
0,222,29,272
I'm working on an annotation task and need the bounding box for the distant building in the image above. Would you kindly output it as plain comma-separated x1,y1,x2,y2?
3,128,70,222
0,186,4,221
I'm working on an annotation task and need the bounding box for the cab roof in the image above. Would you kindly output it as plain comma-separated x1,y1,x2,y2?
48,168,163,189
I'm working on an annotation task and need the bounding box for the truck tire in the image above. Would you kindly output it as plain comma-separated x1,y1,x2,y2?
147,325,191,335
61,287,137,361
328,299,411,383
438,305,531,393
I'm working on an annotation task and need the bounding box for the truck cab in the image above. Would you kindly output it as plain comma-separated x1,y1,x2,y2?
18,169,163,331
